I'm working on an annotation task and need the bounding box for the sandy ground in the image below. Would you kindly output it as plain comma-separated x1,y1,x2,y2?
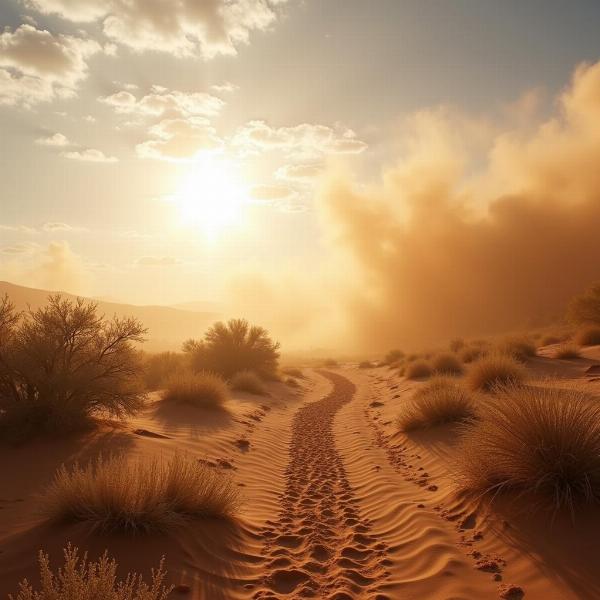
2,348,600,598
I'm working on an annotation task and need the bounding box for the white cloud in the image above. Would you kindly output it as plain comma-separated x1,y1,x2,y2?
42,221,86,232
136,117,222,162
232,120,368,158
99,86,224,118
211,82,239,94
275,162,324,181
25,0,288,59
0,24,100,106
61,148,118,162
35,132,70,146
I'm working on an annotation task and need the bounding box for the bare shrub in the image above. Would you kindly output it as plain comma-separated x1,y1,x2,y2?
554,343,581,359
497,336,537,361
184,318,279,379
10,544,171,600
398,377,475,431
405,360,432,379
230,370,266,395
0,295,146,439
42,454,239,533
162,372,227,408
467,353,526,392
432,353,464,376
457,385,600,511
575,325,600,346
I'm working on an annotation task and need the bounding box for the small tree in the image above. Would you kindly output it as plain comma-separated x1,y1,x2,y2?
184,318,280,379
0,294,147,437
568,283,600,325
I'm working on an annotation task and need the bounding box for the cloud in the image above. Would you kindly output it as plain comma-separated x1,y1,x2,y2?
211,82,238,94
0,224,38,234
0,242,39,255
25,0,288,59
61,148,118,162
99,86,224,118
232,120,367,159
136,256,181,267
42,222,85,232
35,132,70,146
275,162,324,181
315,59,600,351
136,117,222,162
0,24,100,106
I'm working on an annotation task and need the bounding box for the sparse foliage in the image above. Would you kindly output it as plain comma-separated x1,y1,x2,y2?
142,351,188,391
497,336,537,361
383,349,404,365
229,370,266,395
162,372,228,408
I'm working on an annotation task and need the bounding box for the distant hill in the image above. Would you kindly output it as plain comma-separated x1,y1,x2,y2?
0,281,220,352
170,300,221,313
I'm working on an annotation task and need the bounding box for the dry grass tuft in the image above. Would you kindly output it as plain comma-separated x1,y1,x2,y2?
432,353,464,376
449,338,466,353
498,336,537,361
460,345,487,364
42,454,240,533
162,372,228,408
575,325,600,346
383,349,405,365
397,377,476,432
457,384,600,511
405,360,432,379
467,353,526,392
554,343,581,359
230,370,267,395
10,544,171,600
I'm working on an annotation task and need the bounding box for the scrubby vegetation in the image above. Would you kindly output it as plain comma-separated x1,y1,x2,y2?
0,295,146,439
162,372,228,408
398,377,475,432
467,353,526,392
142,351,188,391
460,345,486,364
554,343,581,359
432,353,464,376
568,282,600,326
498,336,537,361
457,385,600,511
405,360,432,379
383,349,404,365
230,370,266,395
42,453,240,532
449,338,465,353
184,318,279,379
575,325,600,346
281,367,304,378
358,360,375,369
10,544,171,600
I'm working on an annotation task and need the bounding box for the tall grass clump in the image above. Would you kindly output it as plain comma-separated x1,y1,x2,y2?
457,385,600,511
405,360,432,379
162,372,228,408
554,343,581,359
142,351,188,391
229,370,266,395
10,544,171,600
383,349,404,365
467,353,526,392
449,338,465,353
42,454,240,533
397,377,476,432
575,325,600,346
460,345,487,364
432,353,464,376
498,336,537,361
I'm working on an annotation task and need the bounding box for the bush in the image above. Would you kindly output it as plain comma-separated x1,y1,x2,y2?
281,367,303,378
358,360,374,369
467,354,526,392
184,318,279,379
142,351,188,391
405,360,432,379
575,326,600,346
0,295,146,439
10,544,171,600
432,353,464,376
398,377,475,432
497,336,537,361
457,385,600,511
383,349,404,365
568,282,600,325
449,338,465,353
460,346,487,364
162,372,228,408
42,454,239,533
229,370,266,395
554,343,581,359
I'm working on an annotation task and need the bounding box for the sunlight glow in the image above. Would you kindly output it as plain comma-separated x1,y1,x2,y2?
171,155,248,240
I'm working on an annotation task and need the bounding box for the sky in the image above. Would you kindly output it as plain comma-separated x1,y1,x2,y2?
3,1,600,351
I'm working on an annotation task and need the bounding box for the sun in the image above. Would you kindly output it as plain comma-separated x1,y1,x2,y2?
171,155,247,240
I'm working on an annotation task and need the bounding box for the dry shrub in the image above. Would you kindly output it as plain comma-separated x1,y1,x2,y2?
397,377,476,432
358,360,374,369
383,349,404,365
162,372,228,408
281,367,303,378
497,336,537,361
449,338,466,353
467,353,526,392
10,544,171,600
457,384,600,511
405,360,432,379
42,454,240,533
554,343,581,359
575,325,600,346
229,370,266,395
432,353,464,376
460,345,487,364
142,351,188,391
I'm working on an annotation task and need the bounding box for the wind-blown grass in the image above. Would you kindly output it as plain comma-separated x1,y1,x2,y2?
162,372,228,408
229,370,267,395
498,336,537,361
466,353,526,392
405,360,432,379
432,353,464,376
